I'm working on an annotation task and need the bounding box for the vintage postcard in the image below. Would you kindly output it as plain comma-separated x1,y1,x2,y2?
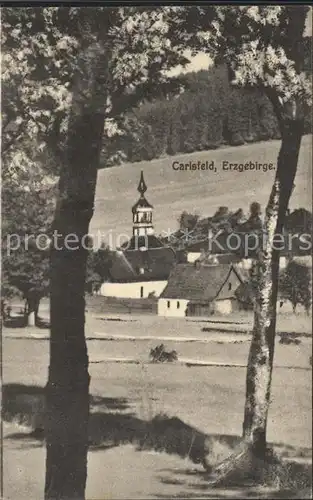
1,4,312,500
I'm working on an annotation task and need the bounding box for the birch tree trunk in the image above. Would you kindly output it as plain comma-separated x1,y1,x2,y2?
242,95,304,457
44,41,108,500
24,294,39,326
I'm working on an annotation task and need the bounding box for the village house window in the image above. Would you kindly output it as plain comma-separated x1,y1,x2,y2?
167,301,170,309
228,282,232,291
140,286,144,298
177,301,180,309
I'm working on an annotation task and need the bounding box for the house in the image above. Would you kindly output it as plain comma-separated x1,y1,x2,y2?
158,262,247,317
100,171,176,299
186,230,230,263
186,231,291,270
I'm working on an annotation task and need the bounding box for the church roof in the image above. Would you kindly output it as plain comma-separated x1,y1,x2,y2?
160,263,244,301
132,170,153,212
132,195,153,213
137,170,147,194
108,170,177,283
121,234,164,251
108,250,137,282
108,246,176,282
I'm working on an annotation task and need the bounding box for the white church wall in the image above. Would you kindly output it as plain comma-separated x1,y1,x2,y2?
100,280,167,299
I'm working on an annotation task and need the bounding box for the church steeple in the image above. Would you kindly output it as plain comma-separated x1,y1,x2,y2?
137,170,147,195
132,171,154,237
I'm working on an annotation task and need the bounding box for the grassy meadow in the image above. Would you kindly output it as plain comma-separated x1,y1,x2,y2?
3,310,312,498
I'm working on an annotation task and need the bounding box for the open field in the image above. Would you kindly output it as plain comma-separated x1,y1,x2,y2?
90,136,312,245
4,335,311,447
2,308,312,499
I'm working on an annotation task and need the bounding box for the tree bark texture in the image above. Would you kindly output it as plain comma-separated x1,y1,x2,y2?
242,102,304,456
44,41,108,500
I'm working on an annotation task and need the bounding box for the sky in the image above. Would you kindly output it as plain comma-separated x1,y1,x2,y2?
170,7,312,76
305,7,312,35
168,50,212,76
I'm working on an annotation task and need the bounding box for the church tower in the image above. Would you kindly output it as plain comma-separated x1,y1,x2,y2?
132,170,154,237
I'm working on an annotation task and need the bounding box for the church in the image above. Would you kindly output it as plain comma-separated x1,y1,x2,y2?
100,171,176,299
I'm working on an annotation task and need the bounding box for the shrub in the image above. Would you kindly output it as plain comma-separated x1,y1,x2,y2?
149,344,178,363
205,141,220,150
229,132,245,146
279,333,301,345
279,261,312,314
245,134,257,143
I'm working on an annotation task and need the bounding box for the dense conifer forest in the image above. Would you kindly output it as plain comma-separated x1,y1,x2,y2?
102,66,312,166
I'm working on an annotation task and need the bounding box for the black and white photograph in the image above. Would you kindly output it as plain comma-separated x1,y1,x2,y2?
1,4,312,499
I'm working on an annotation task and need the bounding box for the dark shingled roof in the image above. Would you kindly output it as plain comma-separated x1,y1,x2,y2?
108,250,137,282
121,234,164,251
160,263,244,301
109,246,176,283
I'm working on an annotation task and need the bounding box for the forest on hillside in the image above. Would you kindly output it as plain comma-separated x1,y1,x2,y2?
101,65,312,166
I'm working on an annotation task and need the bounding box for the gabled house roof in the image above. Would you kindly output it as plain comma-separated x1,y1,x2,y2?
108,246,176,283
160,263,244,302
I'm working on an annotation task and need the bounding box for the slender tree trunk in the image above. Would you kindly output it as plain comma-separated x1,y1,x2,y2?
24,301,29,325
24,298,35,326
34,299,40,325
44,41,107,500
242,106,304,456
28,311,36,327
25,295,40,326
